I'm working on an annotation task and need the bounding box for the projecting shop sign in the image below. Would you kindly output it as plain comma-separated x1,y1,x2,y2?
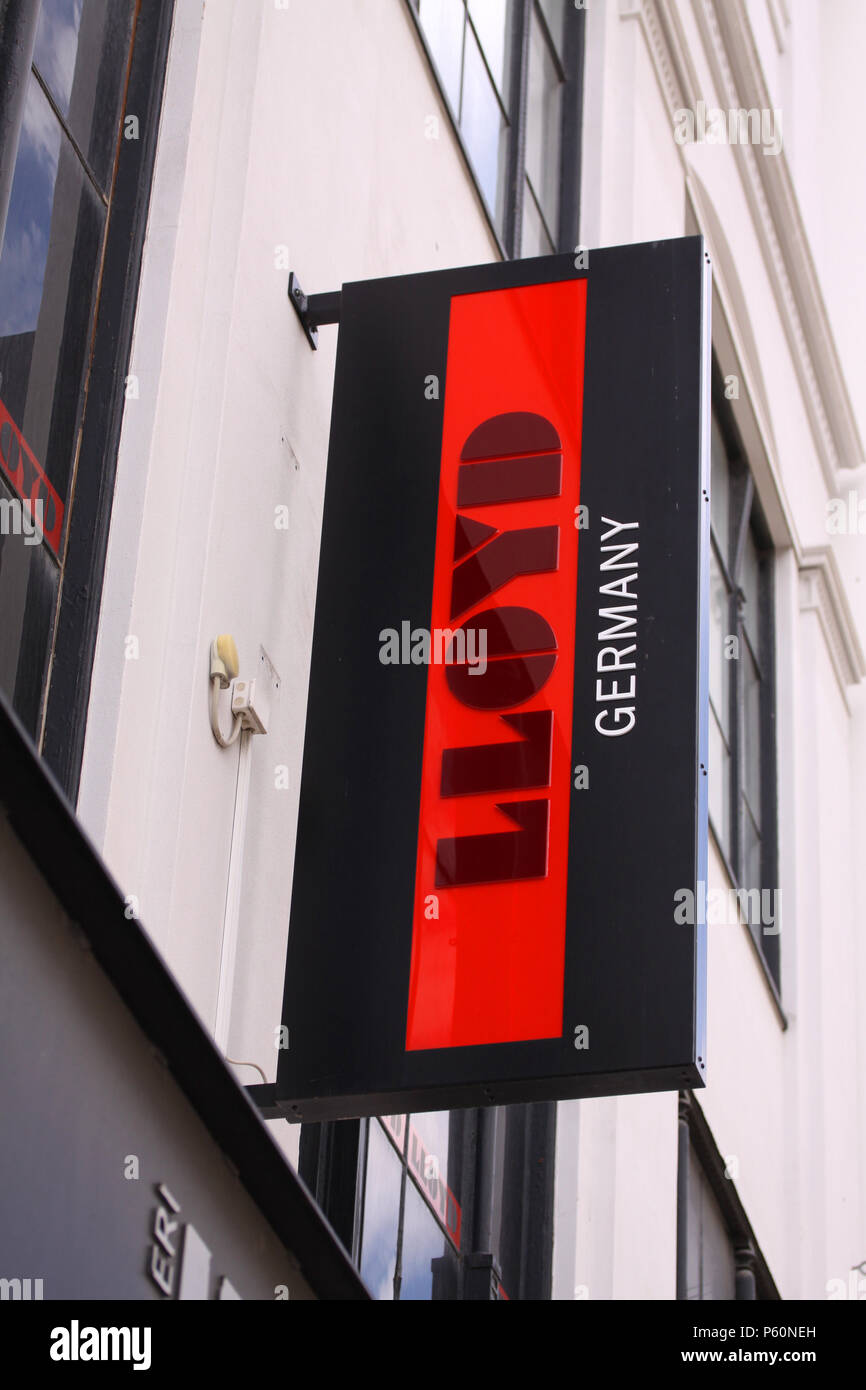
275,238,710,1119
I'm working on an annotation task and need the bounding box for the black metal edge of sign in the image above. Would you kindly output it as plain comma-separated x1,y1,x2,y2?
271,239,710,1122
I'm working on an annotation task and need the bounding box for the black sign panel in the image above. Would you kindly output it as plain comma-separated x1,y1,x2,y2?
272,239,710,1120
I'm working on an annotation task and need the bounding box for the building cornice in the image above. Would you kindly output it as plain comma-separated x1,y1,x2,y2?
698,0,863,483
619,0,695,113
798,549,866,704
619,0,864,491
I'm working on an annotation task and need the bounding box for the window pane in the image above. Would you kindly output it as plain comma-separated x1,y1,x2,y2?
538,0,568,61
526,8,563,239
360,1121,403,1300
410,1110,451,1180
467,0,514,101
0,80,62,342
0,77,104,508
708,706,731,856
460,24,508,223
33,0,83,116
710,413,730,565
418,0,466,112
400,1180,460,1300
741,526,762,652
709,546,731,740
379,1112,407,1152
743,641,762,830
408,1112,461,1245
33,0,135,191
521,181,555,257
743,803,762,895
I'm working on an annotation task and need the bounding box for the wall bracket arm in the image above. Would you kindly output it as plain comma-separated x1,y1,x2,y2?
289,272,341,350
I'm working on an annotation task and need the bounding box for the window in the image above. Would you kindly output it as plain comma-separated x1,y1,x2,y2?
0,0,173,796
301,1103,555,1299
410,0,584,256
708,382,779,986
358,1114,462,1300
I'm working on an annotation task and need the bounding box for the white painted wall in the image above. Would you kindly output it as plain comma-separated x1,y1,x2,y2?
80,0,866,1297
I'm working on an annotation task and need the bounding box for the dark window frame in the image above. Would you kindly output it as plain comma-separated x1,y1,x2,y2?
0,0,175,789
405,0,585,258
3,0,177,800
301,1103,555,1301
709,364,780,994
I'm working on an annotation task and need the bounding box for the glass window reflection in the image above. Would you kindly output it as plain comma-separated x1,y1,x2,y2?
522,183,555,256
525,8,563,240
0,0,142,738
33,0,84,117
359,1122,403,1301
0,80,63,342
710,414,730,560
400,1181,459,1300
467,0,514,100
418,0,465,112
538,0,567,60
414,0,581,254
359,1111,461,1300
460,23,508,224
709,547,730,739
0,74,104,503
33,0,134,191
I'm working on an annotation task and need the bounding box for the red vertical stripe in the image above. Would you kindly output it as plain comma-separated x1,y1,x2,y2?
406,279,587,1050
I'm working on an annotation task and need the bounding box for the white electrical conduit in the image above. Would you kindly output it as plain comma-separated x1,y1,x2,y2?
209,674,242,748
214,725,252,1053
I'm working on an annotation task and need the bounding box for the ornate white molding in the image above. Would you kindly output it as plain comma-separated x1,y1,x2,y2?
620,0,864,490
798,550,866,702
693,0,863,485
765,0,789,55
619,0,696,113
621,0,865,697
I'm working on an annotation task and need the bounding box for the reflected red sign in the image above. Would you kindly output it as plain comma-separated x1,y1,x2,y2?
380,1113,462,1248
406,280,588,1050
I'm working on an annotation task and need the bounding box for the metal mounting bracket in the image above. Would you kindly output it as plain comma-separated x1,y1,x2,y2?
288,272,341,350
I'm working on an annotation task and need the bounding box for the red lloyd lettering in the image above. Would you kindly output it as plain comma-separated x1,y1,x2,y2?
435,412,560,889
407,279,587,1051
